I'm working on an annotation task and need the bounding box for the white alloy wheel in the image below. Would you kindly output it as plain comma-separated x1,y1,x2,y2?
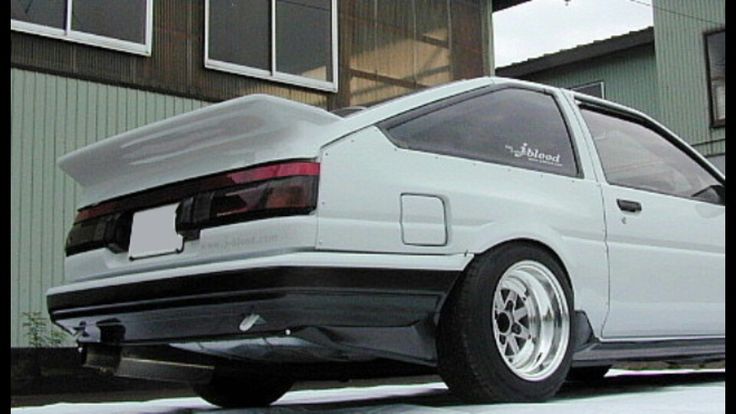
492,260,570,381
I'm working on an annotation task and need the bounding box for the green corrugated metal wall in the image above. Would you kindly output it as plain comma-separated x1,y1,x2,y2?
10,68,209,347
653,0,725,157
522,44,660,121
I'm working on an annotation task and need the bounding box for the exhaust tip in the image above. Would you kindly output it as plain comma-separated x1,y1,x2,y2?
238,314,263,332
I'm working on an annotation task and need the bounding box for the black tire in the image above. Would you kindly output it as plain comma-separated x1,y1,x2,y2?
437,242,575,403
567,365,611,382
192,374,294,408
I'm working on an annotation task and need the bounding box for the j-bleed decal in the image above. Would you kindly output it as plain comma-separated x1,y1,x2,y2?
505,142,563,167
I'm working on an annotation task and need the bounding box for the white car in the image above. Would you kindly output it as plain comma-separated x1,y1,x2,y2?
47,77,725,408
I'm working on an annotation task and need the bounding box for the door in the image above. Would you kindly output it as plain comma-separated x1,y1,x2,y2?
578,106,725,339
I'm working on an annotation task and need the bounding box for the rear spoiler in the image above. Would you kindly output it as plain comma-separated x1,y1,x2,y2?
59,94,341,207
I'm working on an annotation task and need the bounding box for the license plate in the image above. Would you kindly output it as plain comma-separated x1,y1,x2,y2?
128,204,183,260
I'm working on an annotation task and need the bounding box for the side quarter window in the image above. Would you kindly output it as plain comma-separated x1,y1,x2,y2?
382,88,579,177
580,107,724,205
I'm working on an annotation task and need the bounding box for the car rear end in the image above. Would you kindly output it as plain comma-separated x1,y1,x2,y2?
45,92,463,384
55,94,335,283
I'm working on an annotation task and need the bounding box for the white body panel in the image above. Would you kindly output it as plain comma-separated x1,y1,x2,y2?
316,126,609,336
560,89,726,340
599,185,725,338
53,76,725,346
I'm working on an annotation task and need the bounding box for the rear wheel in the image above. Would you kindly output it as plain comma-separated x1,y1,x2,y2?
437,243,574,403
192,373,294,408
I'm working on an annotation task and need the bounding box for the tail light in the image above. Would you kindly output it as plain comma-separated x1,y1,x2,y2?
175,173,318,239
65,212,133,256
65,161,320,256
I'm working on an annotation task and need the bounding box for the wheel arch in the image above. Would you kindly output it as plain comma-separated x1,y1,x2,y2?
463,237,575,303
437,236,577,327
477,238,573,294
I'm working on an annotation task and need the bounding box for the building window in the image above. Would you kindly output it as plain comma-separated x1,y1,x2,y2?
570,82,604,98
705,30,725,127
10,0,65,29
10,0,153,55
71,1,148,45
205,0,337,92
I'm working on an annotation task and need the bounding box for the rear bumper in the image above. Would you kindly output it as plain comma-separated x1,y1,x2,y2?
48,264,462,365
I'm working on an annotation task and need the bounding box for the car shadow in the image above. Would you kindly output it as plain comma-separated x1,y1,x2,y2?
191,370,724,414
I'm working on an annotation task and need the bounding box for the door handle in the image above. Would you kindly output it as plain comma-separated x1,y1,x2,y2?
617,199,642,213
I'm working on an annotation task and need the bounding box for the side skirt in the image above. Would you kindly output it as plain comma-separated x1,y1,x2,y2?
572,337,725,367
571,312,724,367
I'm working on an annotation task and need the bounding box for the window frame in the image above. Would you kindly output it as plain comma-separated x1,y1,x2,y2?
378,85,584,179
10,0,154,56
577,99,725,205
704,28,725,128
570,81,605,99
204,0,338,93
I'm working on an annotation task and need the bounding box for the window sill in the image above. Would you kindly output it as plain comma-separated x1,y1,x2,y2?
11,20,151,56
204,59,338,93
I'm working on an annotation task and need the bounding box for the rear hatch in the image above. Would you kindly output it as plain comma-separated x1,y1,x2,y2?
60,94,341,280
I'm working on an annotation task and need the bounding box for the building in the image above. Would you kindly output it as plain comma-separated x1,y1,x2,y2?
496,28,660,124
497,0,725,173
10,0,529,348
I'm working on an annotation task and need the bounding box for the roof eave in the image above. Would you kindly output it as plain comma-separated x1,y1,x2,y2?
496,27,654,78
493,0,532,12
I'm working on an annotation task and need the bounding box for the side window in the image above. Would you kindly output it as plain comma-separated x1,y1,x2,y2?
570,82,604,98
384,88,579,177
580,107,724,204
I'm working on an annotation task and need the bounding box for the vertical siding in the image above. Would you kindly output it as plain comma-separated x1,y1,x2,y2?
523,44,660,121
10,70,23,351
9,68,209,347
339,0,484,107
653,0,725,157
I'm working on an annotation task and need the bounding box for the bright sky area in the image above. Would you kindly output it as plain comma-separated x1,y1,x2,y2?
493,0,654,67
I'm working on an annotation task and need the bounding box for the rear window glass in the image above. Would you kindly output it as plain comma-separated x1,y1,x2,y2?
384,88,578,177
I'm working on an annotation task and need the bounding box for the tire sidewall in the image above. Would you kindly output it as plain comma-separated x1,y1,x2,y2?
193,373,294,408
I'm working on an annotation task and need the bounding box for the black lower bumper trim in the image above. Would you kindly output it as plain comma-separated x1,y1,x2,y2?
48,267,461,357
48,266,459,314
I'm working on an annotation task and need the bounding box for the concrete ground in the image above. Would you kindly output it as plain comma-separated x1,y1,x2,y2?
11,369,725,414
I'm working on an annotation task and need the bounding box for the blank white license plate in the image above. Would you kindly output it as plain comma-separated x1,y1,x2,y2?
128,204,183,260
